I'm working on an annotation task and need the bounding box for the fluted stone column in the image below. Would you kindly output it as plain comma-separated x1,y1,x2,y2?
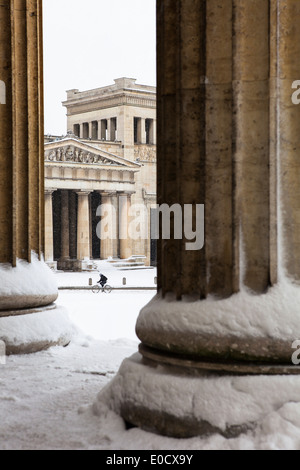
278,1,300,280
44,189,55,265
99,0,300,438
77,191,91,262
137,0,290,362
0,0,72,354
119,193,132,260
79,123,84,139
141,119,146,145
97,121,102,141
111,193,119,258
107,119,112,142
99,193,116,260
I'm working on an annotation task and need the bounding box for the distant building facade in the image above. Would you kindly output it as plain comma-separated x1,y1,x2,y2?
44,78,157,270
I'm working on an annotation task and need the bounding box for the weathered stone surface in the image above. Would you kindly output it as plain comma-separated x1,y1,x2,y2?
98,353,300,439
0,1,73,354
137,329,297,364
0,294,58,313
121,403,254,439
106,0,300,438
139,344,300,375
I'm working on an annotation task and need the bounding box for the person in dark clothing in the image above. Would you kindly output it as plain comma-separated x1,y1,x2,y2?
98,273,108,288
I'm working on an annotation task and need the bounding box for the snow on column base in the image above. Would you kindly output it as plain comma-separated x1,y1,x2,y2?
0,305,76,355
0,256,58,311
96,352,300,439
136,280,300,363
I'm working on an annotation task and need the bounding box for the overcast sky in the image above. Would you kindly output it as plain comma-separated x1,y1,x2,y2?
43,0,156,135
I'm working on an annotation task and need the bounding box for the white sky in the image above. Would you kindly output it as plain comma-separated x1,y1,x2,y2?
43,0,156,135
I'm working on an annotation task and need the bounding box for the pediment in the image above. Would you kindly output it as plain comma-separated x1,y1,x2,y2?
45,138,140,168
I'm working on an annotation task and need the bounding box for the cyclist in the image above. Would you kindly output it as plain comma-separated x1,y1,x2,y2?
98,273,108,288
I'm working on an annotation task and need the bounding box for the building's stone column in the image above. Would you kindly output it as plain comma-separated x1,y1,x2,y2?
119,193,132,260
97,121,102,140
152,120,157,146
60,190,70,261
107,119,112,141
88,122,92,140
99,193,116,260
89,193,92,260
79,123,84,139
98,0,300,438
0,0,72,354
44,189,56,269
101,120,107,140
278,0,300,280
77,191,91,262
111,193,119,258
140,119,146,144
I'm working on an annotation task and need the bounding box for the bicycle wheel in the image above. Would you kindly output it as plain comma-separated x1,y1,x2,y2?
103,284,112,294
92,284,100,294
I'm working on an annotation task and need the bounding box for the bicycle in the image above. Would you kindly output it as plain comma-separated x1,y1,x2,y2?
92,283,112,294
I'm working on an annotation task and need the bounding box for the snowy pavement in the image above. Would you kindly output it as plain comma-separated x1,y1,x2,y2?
2,267,300,449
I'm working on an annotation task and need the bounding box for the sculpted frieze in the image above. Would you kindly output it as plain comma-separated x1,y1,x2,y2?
45,146,122,166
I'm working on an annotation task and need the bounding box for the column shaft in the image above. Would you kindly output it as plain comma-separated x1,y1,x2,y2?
119,194,132,259
278,0,300,280
112,194,119,258
97,121,102,140
0,1,72,354
141,119,146,144
107,119,112,141
137,0,300,360
77,192,91,260
0,0,44,266
44,190,54,262
79,123,84,139
233,0,271,293
100,193,116,259
100,0,300,441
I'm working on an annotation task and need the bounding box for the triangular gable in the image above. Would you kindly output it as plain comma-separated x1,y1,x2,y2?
45,138,140,168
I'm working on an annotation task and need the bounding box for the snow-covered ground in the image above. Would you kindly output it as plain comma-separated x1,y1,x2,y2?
55,261,157,289
57,290,153,342
2,264,300,450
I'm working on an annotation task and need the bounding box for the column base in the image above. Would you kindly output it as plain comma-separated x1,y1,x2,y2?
0,256,75,354
136,281,300,363
57,259,97,272
46,261,57,271
0,304,75,355
96,352,300,439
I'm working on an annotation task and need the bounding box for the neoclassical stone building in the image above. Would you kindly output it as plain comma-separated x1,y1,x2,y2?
44,78,157,270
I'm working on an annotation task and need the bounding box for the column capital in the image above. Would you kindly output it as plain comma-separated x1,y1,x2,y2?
76,191,91,197
118,191,136,197
45,188,56,195
98,191,118,198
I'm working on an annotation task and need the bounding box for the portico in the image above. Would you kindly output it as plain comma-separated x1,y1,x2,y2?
44,137,140,270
